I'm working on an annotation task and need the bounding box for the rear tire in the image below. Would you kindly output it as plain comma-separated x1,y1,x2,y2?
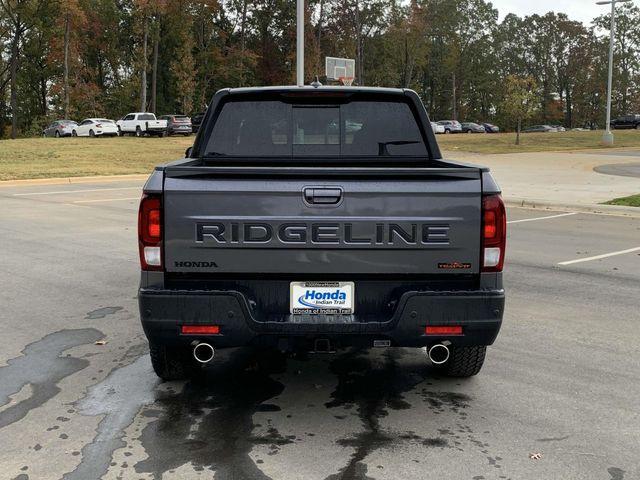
72,130,77,137
55,130,60,138
149,343,199,381
89,129,95,137
135,126,142,137
437,346,486,377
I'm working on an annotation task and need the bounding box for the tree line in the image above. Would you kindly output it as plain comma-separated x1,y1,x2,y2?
1,0,639,139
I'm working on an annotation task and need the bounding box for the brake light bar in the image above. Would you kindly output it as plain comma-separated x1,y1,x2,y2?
138,194,163,271
481,194,506,272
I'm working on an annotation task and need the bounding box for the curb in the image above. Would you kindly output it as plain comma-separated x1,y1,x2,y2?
0,174,149,187
505,198,640,218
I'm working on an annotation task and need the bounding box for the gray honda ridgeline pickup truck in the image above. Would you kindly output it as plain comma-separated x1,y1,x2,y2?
137,86,506,380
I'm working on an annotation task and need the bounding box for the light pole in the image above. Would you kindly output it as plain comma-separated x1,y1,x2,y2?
296,0,304,86
596,0,632,145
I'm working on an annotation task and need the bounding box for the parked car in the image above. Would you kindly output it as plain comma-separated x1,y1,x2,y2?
159,115,192,136
550,125,566,132
610,114,640,130
116,112,168,137
42,120,77,137
522,125,557,133
436,120,462,133
430,121,445,134
72,118,118,137
460,122,486,133
191,112,205,133
482,123,500,133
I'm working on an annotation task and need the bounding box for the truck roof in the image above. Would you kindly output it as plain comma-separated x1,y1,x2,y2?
224,85,410,96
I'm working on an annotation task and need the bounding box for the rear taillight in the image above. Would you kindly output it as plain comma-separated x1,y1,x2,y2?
138,194,162,271
481,194,506,272
95,123,102,128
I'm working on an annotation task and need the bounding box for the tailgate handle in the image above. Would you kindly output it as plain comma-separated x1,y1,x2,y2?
304,187,343,205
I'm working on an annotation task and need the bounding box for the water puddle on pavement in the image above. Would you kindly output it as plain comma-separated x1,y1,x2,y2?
55,347,503,480
0,329,103,430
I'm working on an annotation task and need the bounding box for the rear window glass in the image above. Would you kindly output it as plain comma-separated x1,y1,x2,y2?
138,114,155,121
205,100,427,157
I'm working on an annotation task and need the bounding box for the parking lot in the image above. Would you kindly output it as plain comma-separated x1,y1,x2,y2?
1,178,639,480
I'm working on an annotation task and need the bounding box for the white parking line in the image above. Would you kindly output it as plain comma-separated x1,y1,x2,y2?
13,186,140,196
558,247,640,266
508,212,577,224
73,197,140,204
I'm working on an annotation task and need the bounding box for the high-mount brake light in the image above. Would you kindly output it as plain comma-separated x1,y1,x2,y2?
138,194,163,271
481,194,506,272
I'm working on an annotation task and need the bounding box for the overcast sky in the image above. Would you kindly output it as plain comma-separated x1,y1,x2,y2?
491,0,638,25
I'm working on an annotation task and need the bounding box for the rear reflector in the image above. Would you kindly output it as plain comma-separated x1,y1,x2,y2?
425,325,463,335
181,325,220,335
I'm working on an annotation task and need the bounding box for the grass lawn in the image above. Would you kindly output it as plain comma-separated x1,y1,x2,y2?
0,136,193,181
604,194,640,207
1,129,640,181
437,129,640,154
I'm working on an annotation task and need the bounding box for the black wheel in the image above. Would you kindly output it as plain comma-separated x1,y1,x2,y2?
55,130,60,138
89,129,95,137
72,130,77,137
436,346,487,377
117,126,123,136
135,126,142,137
161,130,169,137
149,343,199,381
635,124,640,130
445,129,451,134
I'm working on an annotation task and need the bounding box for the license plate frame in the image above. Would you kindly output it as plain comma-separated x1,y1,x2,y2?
290,281,354,315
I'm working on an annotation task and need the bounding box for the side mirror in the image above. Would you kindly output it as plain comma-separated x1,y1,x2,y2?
185,146,193,158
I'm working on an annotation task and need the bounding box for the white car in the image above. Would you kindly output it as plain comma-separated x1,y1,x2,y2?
431,121,445,134
72,118,118,137
116,112,168,137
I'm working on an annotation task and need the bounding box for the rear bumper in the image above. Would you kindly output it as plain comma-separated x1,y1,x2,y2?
138,288,504,350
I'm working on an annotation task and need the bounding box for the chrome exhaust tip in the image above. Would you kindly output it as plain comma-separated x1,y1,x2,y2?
193,342,215,364
428,344,450,365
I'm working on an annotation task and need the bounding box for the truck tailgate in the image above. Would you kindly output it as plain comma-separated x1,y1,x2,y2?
163,169,481,275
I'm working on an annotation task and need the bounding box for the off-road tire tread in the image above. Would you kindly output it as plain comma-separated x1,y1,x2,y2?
442,346,486,377
149,343,198,381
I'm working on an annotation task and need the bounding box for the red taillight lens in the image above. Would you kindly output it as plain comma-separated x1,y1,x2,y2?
181,325,220,335
138,194,162,271
95,123,102,128
481,194,506,272
147,209,161,239
425,325,463,335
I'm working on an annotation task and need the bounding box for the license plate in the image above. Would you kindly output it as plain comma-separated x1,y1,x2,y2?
290,281,354,314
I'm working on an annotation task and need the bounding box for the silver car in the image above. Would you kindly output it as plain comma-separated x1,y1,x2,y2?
436,120,463,134
42,120,78,137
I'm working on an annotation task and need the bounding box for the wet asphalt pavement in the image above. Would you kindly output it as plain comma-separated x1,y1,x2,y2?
0,179,639,480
